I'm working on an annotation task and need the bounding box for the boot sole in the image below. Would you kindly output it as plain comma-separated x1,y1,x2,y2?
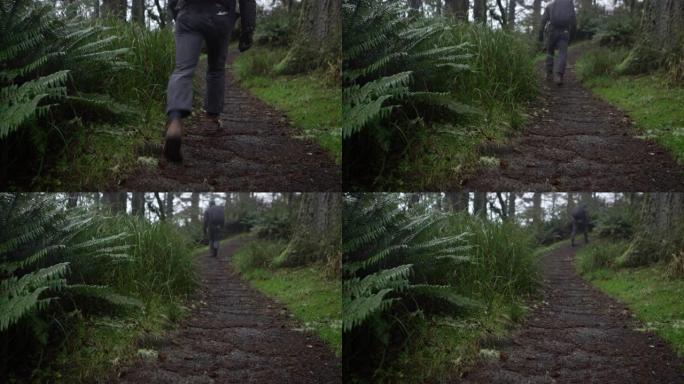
164,136,182,162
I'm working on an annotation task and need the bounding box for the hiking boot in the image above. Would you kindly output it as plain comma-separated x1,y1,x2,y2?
163,118,183,162
554,73,564,86
200,112,223,130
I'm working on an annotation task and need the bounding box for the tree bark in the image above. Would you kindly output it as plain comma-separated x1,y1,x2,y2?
190,192,200,225
507,192,516,220
532,192,542,227
620,193,684,266
276,0,341,74
473,0,487,24
101,0,126,20
165,192,174,220
531,0,543,38
446,192,469,212
67,193,79,208
619,0,684,74
474,192,487,218
507,0,516,30
273,193,342,272
445,0,469,21
132,0,145,24
132,192,145,217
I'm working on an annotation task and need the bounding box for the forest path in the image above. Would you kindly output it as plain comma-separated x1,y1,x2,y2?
122,49,340,192
462,243,684,384
463,48,684,191
116,238,341,384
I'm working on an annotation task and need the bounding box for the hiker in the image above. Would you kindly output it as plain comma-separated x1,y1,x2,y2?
203,200,225,257
163,0,257,161
571,203,589,247
539,0,577,86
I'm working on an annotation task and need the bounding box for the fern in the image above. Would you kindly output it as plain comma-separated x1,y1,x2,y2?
343,194,475,334
0,193,135,333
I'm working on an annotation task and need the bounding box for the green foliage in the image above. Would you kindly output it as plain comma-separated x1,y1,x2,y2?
253,6,298,47
594,9,639,48
343,1,537,189
232,240,287,273
581,264,684,356
594,202,638,240
577,240,629,274
575,46,629,80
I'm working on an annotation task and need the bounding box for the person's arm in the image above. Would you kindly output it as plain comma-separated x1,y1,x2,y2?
238,0,256,52
539,6,550,42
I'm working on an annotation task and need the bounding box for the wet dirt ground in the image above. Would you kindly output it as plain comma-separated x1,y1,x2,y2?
122,50,340,191
464,49,684,191
462,244,684,384
116,239,341,384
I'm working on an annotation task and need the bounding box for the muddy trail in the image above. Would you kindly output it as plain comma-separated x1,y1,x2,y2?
116,238,341,384
462,244,684,384
122,50,340,191
464,48,684,191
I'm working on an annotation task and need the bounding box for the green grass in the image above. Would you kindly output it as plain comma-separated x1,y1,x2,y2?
241,266,342,355
580,266,684,356
578,51,684,163
234,47,341,163
45,297,187,382
383,298,526,383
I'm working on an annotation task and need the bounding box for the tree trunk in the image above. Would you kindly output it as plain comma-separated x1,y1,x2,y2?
473,0,487,24
273,193,342,273
473,192,487,218
276,0,341,74
408,0,422,10
507,0,516,30
532,192,542,227
132,192,145,217
165,193,174,220
191,192,200,225
67,193,79,208
445,0,469,21
101,0,126,20
620,193,684,266
507,192,516,220
619,0,684,74
446,192,468,212
132,0,145,24
531,0,543,38
567,192,575,219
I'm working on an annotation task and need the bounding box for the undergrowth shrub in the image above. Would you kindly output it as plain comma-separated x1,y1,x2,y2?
342,0,536,189
576,47,629,80
578,240,629,274
232,240,286,273
0,194,142,379
594,9,639,48
253,6,298,47
342,194,537,381
594,202,638,240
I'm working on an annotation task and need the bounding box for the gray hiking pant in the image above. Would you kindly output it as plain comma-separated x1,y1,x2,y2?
571,219,588,246
546,27,570,76
166,2,237,117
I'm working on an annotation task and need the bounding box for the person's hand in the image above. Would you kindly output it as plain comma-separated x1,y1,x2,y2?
239,30,253,53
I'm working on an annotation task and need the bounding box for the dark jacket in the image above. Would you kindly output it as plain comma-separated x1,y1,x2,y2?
169,0,256,34
203,205,225,239
571,205,588,222
539,0,577,40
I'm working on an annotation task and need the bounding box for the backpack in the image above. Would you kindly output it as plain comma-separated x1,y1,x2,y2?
550,0,574,28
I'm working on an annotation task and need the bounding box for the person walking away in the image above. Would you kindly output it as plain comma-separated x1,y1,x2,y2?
163,0,257,161
571,203,589,247
204,200,225,257
539,0,577,86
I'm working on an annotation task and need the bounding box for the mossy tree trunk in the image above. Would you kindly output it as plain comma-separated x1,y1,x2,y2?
273,193,342,269
444,0,469,22
619,0,684,74
473,0,487,24
619,193,684,267
275,0,341,74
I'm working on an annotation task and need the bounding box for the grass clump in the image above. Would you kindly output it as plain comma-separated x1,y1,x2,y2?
576,240,629,274
231,239,341,354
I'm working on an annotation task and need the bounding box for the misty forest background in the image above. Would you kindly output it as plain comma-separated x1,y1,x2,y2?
343,0,684,190
343,192,684,382
0,192,341,382
0,0,341,189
